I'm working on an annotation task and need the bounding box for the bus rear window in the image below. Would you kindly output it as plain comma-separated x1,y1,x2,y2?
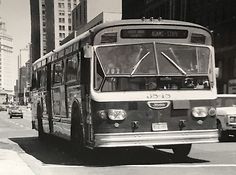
121,29,188,39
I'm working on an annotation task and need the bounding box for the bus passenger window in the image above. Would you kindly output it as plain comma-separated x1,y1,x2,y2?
36,70,41,88
53,61,64,84
31,72,37,90
66,55,78,82
40,67,47,88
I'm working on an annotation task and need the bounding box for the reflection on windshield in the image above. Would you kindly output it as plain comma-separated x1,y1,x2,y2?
160,52,186,75
95,42,211,92
156,43,210,75
100,76,210,92
96,43,157,75
131,51,150,75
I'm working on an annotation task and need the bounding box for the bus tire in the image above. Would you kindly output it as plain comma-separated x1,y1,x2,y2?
37,104,45,140
71,103,85,154
172,144,192,157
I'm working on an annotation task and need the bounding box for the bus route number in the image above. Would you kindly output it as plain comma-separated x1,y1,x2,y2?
146,93,171,100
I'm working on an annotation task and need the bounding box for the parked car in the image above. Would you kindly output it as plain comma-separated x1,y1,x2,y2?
8,105,13,114
9,106,23,118
216,94,236,141
0,105,7,111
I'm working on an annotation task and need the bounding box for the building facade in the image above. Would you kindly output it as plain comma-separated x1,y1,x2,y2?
186,0,236,94
16,45,30,104
72,0,122,32
0,19,15,96
30,0,80,62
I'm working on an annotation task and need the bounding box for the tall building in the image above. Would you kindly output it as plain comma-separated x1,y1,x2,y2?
30,0,80,63
186,0,236,94
123,0,187,21
72,0,122,32
30,0,41,63
18,45,30,68
0,19,15,95
16,44,30,104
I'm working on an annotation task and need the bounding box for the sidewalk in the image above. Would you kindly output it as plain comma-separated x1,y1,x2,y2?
0,148,35,175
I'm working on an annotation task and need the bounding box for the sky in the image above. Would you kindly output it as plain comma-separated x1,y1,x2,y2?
0,0,31,84
0,0,31,57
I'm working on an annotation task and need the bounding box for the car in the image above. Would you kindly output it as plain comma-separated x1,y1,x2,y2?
9,106,23,118
216,94,236,141
0,105,7,111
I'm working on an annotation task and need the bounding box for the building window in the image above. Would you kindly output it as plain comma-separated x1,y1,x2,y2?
59,25,65,31
59,18,65,23
59,33,65,38
59,10,65,16
58,3,65,8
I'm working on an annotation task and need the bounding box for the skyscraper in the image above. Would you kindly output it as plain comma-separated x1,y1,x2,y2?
0,18,15,95
30,0,80,63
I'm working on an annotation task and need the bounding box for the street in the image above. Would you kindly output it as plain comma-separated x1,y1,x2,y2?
0,108,236,175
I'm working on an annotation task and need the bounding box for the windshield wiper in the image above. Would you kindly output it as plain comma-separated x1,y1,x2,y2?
130,52,150,76
161,52,187,75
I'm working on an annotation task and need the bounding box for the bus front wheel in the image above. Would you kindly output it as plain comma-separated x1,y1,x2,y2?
172,144,192,157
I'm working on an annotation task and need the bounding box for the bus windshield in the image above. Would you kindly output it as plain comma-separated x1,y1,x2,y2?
95,42,211,92
96,43,157,75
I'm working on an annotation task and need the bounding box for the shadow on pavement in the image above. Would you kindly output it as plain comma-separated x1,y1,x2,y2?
10,136,209,167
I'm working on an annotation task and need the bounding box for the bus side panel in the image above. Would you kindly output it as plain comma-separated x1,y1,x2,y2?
41,91,50,134
31,90,38,130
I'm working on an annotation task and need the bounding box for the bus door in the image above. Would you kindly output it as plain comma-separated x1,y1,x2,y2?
51,60,67,136
39,66,50,134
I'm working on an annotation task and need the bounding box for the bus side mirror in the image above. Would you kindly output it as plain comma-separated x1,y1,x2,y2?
83,44,92,58
215,67,220,78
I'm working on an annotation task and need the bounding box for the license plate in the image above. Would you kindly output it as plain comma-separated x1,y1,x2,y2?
152,122,168,131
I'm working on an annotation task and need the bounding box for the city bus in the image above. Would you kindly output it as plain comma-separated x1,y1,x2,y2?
31,18,218,157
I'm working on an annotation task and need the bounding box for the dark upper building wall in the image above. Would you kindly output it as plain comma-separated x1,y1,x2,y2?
45,0,55,53
122,0,145,19
72,0,87,31
122,0,187,21
30,0,40,63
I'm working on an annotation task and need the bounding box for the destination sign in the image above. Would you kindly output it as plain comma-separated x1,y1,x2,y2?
121,29,188,39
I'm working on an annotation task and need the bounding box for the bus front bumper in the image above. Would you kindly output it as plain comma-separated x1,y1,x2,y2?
94,129,218,147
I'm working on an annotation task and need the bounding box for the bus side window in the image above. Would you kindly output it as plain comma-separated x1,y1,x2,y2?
40,67,47,88
66,54,79,82
36,70,41,89
53,60,64,84
31,72,37,90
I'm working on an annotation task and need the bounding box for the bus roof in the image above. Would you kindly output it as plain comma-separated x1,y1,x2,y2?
33,19,211,67
90,19,211,35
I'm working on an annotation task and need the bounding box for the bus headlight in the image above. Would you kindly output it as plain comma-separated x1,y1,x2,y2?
192,107,208,118
97,109,127,121
108,109,127,121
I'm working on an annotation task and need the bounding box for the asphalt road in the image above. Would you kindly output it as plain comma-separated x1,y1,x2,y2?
0,108,236,175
